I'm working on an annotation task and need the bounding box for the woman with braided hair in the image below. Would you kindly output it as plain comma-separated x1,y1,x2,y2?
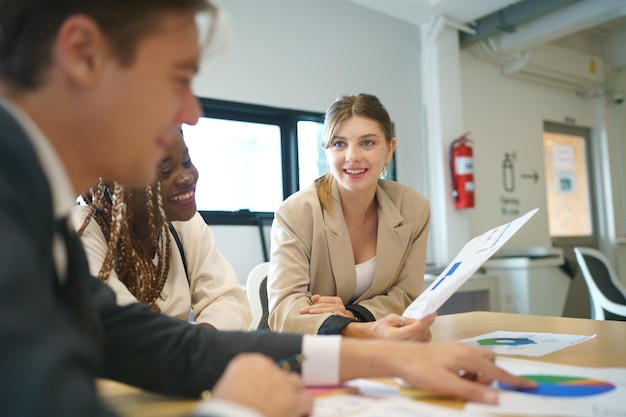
71,129,251,330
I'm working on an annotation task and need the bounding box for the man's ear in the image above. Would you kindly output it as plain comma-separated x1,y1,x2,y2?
54,15,107,87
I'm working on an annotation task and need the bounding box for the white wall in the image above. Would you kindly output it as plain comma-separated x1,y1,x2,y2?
191,0,625,286
196,0,424,193
611,70,626,281
211,225,265,286
461,50,598,250
193,0,425,281
462,50,626,288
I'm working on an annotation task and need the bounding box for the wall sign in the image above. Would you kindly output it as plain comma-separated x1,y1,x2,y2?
500,150,540,216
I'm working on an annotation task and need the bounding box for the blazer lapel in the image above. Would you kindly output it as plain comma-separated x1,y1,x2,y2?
323,182,357,301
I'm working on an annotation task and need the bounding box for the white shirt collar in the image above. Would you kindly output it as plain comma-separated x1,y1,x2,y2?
0,99,76,219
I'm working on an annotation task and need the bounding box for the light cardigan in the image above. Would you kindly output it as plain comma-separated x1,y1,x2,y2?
71,208,252,330
268,179,430,334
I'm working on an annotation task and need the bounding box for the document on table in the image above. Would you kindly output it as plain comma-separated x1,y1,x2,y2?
457,330,597,357
403,208,539,320
313,395,478,417
465,357,626,417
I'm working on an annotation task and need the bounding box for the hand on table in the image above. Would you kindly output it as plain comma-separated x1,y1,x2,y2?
299,295,435,343
212,353,313,417
339,339,537,405
391,343,537,404
299,294,354,318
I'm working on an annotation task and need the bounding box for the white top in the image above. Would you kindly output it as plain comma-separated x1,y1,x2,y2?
354,257,376,300
71,208,252,331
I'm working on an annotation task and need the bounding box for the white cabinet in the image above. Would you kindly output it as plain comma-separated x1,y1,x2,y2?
483,247,571,316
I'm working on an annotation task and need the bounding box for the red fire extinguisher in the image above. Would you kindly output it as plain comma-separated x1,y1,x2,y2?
450,132,474,209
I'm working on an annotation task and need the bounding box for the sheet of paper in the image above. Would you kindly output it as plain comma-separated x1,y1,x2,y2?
344,378,400,397
312,394,380,417
345,378,452,400
457,330,596,357
307,385,360,397
313,396,478,417
403,208,539,319
466,357,626,417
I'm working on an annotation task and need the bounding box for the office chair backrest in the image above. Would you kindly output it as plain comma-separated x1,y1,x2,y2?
246,262,271,331
573,247,626,321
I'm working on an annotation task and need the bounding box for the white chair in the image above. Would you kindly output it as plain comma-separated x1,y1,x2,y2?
573,247,626,321
246,262,271,330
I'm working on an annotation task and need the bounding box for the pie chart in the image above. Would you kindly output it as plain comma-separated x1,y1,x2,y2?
498,375,616,397
477,337,535,346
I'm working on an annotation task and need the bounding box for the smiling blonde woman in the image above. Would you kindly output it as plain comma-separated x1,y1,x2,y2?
268,93,436,339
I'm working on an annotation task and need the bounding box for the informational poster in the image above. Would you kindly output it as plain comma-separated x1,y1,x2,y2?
543,132,593,237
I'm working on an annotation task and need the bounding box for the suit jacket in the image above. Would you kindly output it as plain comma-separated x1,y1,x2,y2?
0,105,302,417
268,179,430,334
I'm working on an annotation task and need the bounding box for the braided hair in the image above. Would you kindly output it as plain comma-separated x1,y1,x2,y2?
79,179,171,312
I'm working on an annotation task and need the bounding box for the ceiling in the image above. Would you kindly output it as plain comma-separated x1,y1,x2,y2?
345,0,626,61
345,0,523,26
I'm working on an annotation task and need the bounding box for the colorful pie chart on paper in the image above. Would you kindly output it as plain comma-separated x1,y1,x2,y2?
498,375,616,397
477,337,536,346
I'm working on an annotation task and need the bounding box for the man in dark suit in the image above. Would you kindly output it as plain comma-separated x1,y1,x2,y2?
0,1,534,417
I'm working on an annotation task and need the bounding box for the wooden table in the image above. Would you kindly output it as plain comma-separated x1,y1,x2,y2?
422,311,626,412
431,311,626,367
99,312,626,416
97,380,197,417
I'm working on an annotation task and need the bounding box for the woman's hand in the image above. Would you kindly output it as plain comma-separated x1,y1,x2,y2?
342,313,436,341
369,313,436,342
299,294,355,318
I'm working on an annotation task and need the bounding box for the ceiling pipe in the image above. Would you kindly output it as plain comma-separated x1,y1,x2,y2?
496,0,626,51
460,0,578,48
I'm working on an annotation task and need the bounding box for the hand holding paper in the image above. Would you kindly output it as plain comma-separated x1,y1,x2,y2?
403,208,539,320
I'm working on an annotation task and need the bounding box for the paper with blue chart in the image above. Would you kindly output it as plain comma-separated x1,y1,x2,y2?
465,357,626,417
457,330,596,357
403,208,539,320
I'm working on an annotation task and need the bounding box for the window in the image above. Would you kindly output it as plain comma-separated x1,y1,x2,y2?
542,121,598,263
543,124,595,238
297,120,326,189
543,122,598,321
183,97,396,224
182,117,283,212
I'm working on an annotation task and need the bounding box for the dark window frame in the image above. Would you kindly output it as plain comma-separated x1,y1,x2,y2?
196,97,322,225
194,97,396,226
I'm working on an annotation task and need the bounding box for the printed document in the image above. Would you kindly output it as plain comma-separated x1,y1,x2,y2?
403,208,539,320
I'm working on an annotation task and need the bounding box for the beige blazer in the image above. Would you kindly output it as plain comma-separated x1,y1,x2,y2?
268,179,430,334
